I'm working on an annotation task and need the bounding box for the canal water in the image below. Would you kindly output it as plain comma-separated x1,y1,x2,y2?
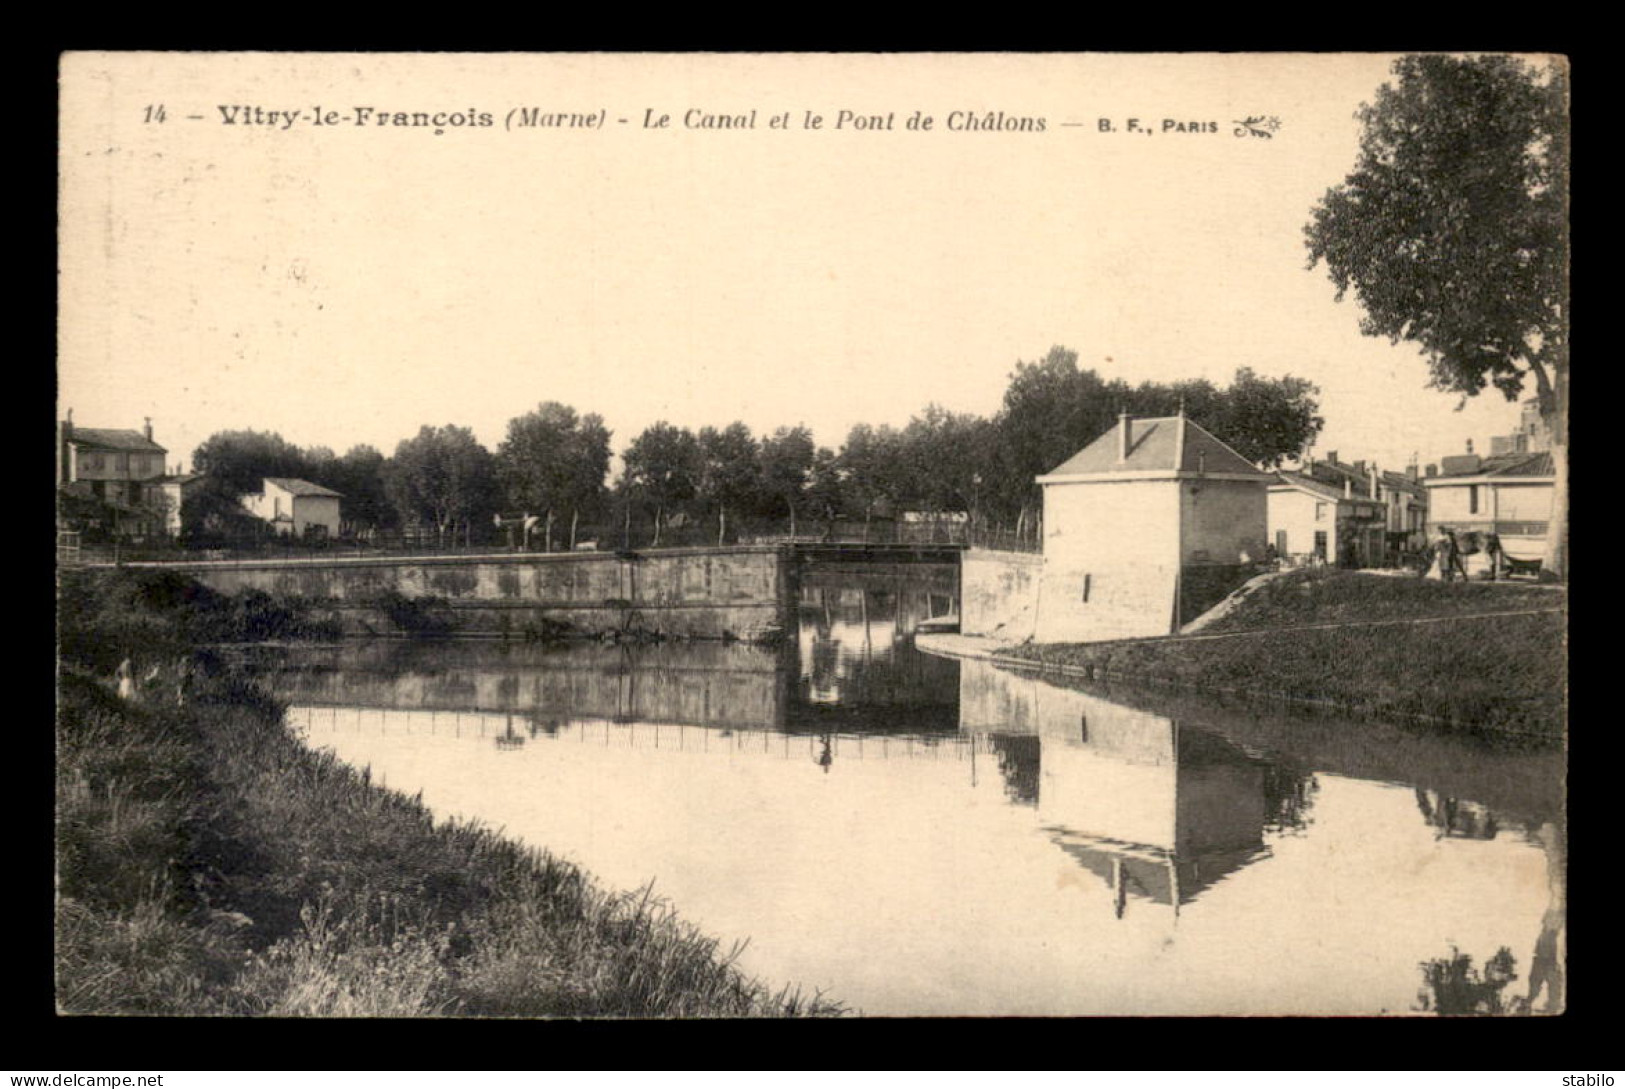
256,564,1565,1017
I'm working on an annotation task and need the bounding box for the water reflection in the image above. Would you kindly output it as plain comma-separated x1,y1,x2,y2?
959,658,1315,917
258,566,1562,1016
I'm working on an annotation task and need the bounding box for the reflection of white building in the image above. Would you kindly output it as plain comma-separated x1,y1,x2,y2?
959,659,1272,915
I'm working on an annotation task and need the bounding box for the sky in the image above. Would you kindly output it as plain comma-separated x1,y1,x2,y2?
58,53,1542,479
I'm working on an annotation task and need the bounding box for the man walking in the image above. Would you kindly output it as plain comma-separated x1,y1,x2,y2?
1434,527,1467,582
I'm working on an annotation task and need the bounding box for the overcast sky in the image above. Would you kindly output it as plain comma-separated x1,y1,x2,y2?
59,53,1541,478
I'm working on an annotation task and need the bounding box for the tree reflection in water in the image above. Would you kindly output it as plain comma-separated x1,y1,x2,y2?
1416,946,1519,1015
990,735,1041,806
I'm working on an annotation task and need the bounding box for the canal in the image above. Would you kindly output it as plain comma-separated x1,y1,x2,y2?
253,563,1564,1016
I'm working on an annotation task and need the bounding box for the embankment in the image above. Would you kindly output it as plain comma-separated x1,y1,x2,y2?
117,546,792,640
55,568,842,1017
951,569,1567,738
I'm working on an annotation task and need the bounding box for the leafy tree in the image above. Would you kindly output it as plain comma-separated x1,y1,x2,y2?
178,476,268,544
805,446,845,533
384,425,499,546
696,423,761,545
899,405,993,523
988,348,1322,523
1207,368,1324,469
622,422,700,546
1306,53,1568,575
837,422,906,525
190,430,309,496
497,402,612,550
758,425,817,536
328,444,393,534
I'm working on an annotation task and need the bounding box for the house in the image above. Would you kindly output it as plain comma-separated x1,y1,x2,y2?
57,412,173,539
1268,472,1384,567
1422,442,1556,573
240,477,343,538
1033,412,1271,642
1269,451,1428,567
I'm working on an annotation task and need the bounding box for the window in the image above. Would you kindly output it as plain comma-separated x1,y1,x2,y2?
1315,502,1327,522
1469,485,1480,515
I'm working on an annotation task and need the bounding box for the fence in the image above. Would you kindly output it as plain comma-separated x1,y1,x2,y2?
58,517,1043,566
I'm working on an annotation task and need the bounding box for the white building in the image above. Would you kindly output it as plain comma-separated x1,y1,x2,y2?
1423,449,1555,573
240,477,343,538
1034,413,1270,642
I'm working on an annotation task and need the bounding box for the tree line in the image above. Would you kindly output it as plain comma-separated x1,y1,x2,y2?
183,350,1323,548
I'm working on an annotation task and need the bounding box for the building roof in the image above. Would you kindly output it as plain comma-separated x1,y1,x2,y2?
1428,451,1555,481
1041,416,1267,480
154,472,206,486
66,428,167,454
1271,471,1382,505
261,477,343,498
1379,469,1426,496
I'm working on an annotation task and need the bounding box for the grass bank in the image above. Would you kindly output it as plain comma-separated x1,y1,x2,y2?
56,568,842,1017
1002,569,1566,738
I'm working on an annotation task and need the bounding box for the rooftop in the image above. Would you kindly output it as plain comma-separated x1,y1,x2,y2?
261,477,343,498
1429,451,1555,481
1271,471,1382,505
1041,416,1267,480
66,428,167,454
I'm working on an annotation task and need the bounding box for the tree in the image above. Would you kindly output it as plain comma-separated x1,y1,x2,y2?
328,444,393,534
1306,53,1568,575
989,348,1323,525
838,422,906,527
191,429,309,496
758,425,817,536
497,402,612,550
696,422,761,545
899,405,992,523
805,446,845,533
1207,368,1324,469
384,425,499,546
621,422,700,546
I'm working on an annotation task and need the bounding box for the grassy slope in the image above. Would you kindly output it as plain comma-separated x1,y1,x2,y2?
56,569,842,1017
1003,569,1566,737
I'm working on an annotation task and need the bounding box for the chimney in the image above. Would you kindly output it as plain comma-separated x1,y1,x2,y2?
1369,465,1379,498
1343,479,1352,500
1325,450,1338,465
1353,459,1366,474
1426,464,1438,478
1118,413,1132,462
1466,438,1475,455
144,417,153,442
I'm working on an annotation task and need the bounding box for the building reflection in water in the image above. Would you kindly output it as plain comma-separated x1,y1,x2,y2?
959,658,1316,918
258,561,1562,1014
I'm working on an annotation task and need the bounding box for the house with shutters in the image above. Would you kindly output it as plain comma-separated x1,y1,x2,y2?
1033,411,1271,642
56,412,178,539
